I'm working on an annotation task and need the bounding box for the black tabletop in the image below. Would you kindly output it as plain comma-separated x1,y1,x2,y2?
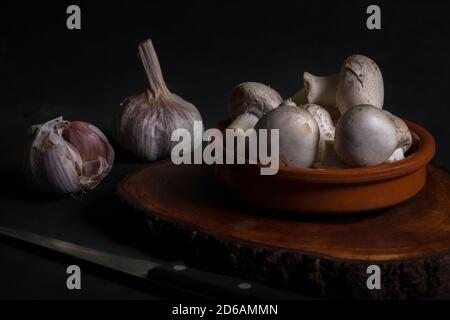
1,0,450,299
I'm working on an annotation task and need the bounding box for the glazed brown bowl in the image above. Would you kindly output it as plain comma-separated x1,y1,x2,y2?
214,119,435,214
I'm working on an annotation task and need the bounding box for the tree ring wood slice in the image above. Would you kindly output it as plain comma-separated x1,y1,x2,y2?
118,162,450,299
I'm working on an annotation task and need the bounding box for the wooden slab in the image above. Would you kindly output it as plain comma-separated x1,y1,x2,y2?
118,162,450,299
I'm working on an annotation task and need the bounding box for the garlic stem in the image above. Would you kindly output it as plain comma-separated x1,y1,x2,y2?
138,39,171,99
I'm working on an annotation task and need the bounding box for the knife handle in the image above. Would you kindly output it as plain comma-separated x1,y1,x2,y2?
147,261,304,300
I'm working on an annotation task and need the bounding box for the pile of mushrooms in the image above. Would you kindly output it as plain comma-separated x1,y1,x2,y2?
227,54,412,169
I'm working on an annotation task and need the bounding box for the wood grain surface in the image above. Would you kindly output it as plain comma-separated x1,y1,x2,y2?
118,161,450,299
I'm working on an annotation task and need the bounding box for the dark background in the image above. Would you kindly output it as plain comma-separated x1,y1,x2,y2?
0,0,449,299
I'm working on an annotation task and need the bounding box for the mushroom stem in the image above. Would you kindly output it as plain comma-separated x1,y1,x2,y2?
303,72,341,120
383,110,412,153
228,113,259,131
138,39,171,99
304,72,339,107
313,141,348,169
386,148,405,163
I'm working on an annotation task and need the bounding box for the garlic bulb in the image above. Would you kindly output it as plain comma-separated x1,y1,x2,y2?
114,39,202,161
28,117,114,194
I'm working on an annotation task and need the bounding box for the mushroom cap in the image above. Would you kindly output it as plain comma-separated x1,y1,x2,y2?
383,110,412,153
255,105,319,168
334,104,397,167
301,104,335,161
336,55,384,114
229,82,283,120
302,104,335,141
280,99,297,107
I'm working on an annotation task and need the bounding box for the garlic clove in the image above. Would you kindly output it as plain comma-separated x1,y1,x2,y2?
63,121,109,162
29,133,82,194
80,157,109,184
28,117,114,195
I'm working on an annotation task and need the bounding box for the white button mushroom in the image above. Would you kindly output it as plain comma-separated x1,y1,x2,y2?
255,105,319,168
300,104,335,162
383,110,412,153
292,72,340,121
313,141,349,169
380,110,413,163
336,55,384,115
386,148,405,163
334,104,397,167
228,82,283,130
280,99,298,107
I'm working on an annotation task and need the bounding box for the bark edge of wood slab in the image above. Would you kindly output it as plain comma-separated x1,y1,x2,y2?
117,162,450,299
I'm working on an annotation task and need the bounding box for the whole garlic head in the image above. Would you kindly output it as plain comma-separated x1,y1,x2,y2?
336,55,384,114
114,39,202,161
28,117,114,194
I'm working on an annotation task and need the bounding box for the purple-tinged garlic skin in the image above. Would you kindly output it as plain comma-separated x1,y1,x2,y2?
28,117,114,194
114,39,202,161
228,82,282,130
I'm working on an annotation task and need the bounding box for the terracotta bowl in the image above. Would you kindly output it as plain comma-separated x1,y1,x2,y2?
214,119,436,214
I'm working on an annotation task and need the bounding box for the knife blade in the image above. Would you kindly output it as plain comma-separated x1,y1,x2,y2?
0,227,305,300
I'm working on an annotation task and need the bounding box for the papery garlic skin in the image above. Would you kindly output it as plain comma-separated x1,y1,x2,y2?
114,39,203,161
28,117,114,194
115,92,202,161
